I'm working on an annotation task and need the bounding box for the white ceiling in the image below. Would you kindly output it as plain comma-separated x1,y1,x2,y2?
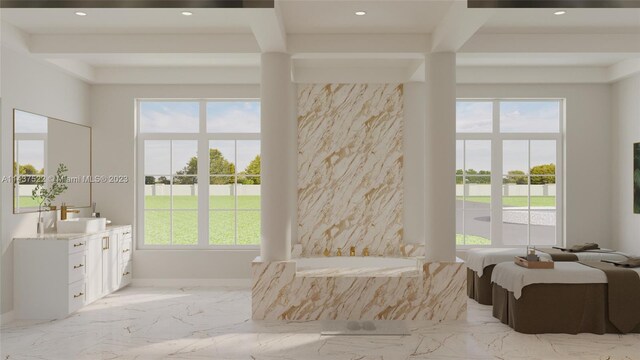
457,53,640,67
0,8,255,34
1,1,640,84
279,0,455,34
481,8,640,34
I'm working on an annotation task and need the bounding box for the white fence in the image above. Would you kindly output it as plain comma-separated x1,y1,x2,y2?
145,184,261,196
456,184,556,197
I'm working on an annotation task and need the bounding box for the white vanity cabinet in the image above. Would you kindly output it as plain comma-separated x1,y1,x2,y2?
14,225,133,320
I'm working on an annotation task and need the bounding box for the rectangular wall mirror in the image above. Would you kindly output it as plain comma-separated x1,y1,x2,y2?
13,109,92,214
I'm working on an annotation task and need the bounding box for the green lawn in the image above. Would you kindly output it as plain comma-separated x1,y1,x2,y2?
456,234,491,245
17,196,42,208
457,196,556,207
144,195,260,246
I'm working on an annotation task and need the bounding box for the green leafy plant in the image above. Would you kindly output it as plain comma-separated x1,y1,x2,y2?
32,163,69,222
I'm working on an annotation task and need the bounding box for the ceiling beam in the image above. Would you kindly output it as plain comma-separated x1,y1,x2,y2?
93,66,260,84
289,34,431,55
30,33,260,54
461,33,640,53
250,7,287,52
457,66,609,84
608,58,640,82
431,1,494,52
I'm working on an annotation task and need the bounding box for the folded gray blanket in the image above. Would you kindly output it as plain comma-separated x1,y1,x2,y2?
553,243,600,253
602,258,640,268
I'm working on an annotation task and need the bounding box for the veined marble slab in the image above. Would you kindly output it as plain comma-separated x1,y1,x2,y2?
297,83,404,257
252,258,466,321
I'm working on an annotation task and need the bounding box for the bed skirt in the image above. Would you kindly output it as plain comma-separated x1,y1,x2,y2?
492,283,640,334
467,266,495,305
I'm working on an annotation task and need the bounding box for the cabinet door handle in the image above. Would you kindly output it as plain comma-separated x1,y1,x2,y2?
73,264,84,269
122,249,130,253
123,231,130,235
73,242,85,248
123,271,130,276
102,236,109,250
73,292,84,298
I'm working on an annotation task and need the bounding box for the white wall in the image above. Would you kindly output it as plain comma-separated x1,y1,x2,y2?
458,84,613,248
90,84,261,282
611,74,640,255
1,46,91,315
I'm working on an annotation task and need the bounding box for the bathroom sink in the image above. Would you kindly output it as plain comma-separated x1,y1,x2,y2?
57,218,107,234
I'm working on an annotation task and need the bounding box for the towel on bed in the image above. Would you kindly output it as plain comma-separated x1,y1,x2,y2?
602,258,640,268
553,243,600,253
580,261,640,334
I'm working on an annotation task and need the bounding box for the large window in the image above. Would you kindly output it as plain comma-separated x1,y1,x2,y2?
456,99,563,247
138,100,260,248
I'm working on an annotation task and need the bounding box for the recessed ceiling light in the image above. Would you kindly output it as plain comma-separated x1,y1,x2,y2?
74,11,87,16
554,10,566,15
181,11,193,16
355,11,366,16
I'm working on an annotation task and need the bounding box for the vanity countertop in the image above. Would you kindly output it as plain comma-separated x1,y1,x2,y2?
14,224,131,241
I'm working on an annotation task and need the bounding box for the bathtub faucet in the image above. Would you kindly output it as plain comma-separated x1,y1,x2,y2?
362,247,369,257
350,246,356,256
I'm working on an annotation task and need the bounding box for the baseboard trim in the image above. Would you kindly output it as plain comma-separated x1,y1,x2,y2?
1,310,15,325
132,278,251,287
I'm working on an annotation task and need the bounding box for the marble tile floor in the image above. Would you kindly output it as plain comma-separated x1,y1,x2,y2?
2,286,639,360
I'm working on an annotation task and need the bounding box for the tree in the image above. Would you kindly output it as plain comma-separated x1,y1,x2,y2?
145,176,156,185
157,176,170,185
505,170,527,185
530,163,556,184
239,155,261,185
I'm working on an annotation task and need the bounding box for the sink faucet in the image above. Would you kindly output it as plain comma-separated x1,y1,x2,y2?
61,203,80,220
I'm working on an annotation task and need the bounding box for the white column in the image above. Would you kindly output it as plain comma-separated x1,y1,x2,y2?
424,52,456,262
260,53,296,262
403,82,426,244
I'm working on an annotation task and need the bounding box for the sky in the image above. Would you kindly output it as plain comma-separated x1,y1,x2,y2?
456,101,560,174
141,101,260,176
14,110,47,171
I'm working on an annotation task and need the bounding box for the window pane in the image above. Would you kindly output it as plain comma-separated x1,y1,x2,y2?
464,176,491,206
173,140,197,175
463,210,491,245
503,140,528,176
456,101,492,133
238,177,260,209
145,177,171,209
145,211,170,245
140,101,199,133
237,211,260,245
502,177,529,207
456,140,463,175
500,101,560,133
530,140,556,175
531,181,556,208
207,101,260,133
237,140,260,175
173,211,198,245
145,140,170,175
210,141,235,175
502,209,528,246
530,210,556,246
456,208,464,244
173,176,197,209
465,140,491,174
210,211,235,245
210,178,235,209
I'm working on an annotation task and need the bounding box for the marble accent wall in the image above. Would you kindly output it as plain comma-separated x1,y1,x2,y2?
252,258,467,321
297,84,404,257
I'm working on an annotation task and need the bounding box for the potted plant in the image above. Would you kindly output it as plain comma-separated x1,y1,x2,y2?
32,163,68,234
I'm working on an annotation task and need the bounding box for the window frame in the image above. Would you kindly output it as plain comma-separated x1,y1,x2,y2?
456,98,564,248
136,98,261,250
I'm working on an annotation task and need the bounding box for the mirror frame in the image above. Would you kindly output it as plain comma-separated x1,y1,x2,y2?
12,108,93,214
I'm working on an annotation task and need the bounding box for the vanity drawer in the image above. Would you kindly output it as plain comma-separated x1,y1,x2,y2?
68,252,86,284
68,281,86,313
120,261,132,288
68,239,87,254
120,244,132,264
